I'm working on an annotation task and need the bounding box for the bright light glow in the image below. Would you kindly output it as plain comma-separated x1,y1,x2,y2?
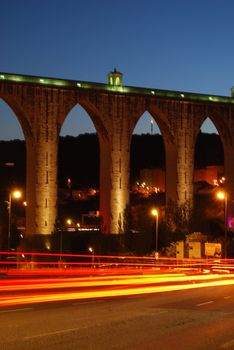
66,219,72,225
12,190,22,199
151,208,158,217
217,191,225,200
0,271,234,307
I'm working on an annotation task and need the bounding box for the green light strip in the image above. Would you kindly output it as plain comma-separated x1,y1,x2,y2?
0,72,234,104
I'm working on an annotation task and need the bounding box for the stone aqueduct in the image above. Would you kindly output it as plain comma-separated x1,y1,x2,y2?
1,70,234,249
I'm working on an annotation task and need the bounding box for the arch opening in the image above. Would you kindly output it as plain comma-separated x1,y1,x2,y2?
195,117,224,184
0,99,26,251
57,104,100,252
129,111,165,255
193,116,225,238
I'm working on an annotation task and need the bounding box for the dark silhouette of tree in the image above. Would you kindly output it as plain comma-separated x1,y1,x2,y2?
0,133,223,190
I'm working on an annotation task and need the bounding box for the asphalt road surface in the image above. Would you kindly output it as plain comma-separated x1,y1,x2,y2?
0,284,234,350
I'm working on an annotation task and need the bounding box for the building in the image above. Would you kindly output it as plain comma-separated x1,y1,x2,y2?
138,165,224,195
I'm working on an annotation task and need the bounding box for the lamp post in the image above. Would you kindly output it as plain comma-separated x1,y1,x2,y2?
66,218,72,226
88,247,95,266
59,228,63,263
216,191,227,259
151,209,159,259
7,190,22,252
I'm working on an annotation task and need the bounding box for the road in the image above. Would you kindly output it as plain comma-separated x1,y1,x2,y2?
0,284,234,350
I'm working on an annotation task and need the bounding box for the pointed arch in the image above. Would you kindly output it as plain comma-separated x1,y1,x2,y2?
59,103,100,188
130,111,165,181
58,103,101,230
59,99,109,143
0,98,29,250
129,111,166,238
130,106,174,142
0,99,24,140
0,99,29,189
200,117,218,134
195,112,231,146
132,111,161,135
0,97,33,140
60,104,96,136
194,117,224,185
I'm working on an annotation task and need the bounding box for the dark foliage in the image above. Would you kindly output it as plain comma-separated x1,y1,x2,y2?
58,134,100,188
0,133,223,190
0,140,26,188
130,133,165,182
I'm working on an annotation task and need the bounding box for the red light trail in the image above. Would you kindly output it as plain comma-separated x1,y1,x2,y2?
1,251,234,308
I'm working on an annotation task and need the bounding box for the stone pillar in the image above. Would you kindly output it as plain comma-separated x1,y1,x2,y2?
175,109,194,212
109,145,130,234
100,139,130,234
99,97,130,234
34,138,58,237
24,90,59,251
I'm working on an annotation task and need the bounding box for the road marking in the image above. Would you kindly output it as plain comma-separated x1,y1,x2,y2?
220,339,234,348
0,307,33,314
224,296,232,300
24,327,86,340
196,300,214,307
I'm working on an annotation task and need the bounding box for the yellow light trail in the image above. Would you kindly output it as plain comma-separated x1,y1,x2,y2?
1,273,234,292
1,273,234,308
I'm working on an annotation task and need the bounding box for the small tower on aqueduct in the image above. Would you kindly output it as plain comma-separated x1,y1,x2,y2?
108,68,123,86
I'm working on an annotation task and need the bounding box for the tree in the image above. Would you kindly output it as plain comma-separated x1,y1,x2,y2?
165,200,192,234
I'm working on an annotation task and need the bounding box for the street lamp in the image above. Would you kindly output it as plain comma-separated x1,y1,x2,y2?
7,190,22,252
151,208,159,259
66,218,72,226
216,190,227,259
88,246,95,266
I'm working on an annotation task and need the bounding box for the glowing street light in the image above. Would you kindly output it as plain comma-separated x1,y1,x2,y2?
88,246,95,266
7,190,22,252
216,190,228,259
66,218,72,226
151,208,159,259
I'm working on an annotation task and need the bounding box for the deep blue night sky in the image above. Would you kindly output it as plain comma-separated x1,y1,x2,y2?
1,0,234,139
